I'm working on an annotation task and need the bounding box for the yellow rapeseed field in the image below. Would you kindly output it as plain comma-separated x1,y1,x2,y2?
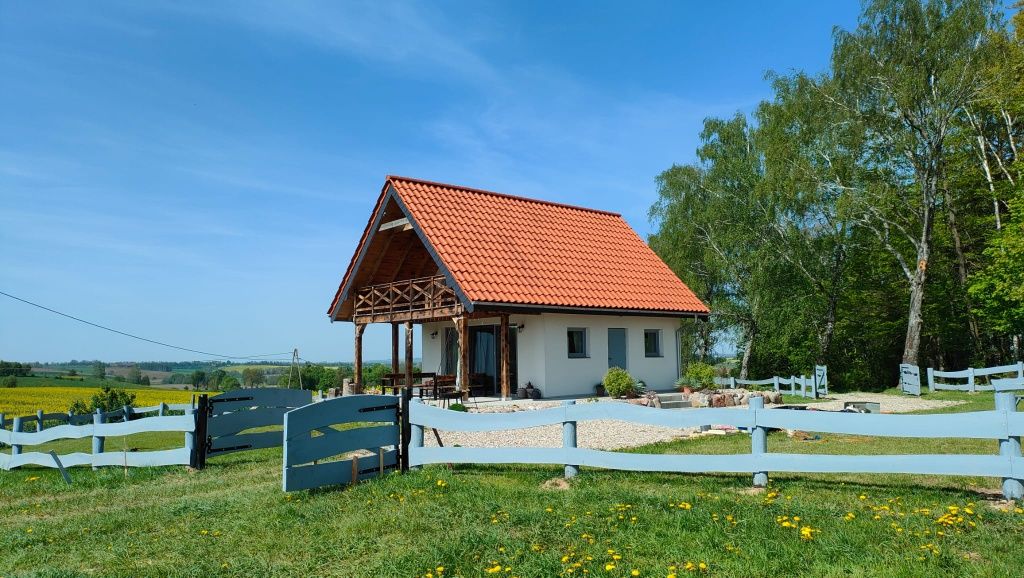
0,386,200,417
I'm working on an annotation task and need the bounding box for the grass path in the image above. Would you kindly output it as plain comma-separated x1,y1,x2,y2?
1,390,1023,577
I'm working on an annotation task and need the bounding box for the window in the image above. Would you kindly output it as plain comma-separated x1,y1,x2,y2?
567,328,588,358
644,329,662,357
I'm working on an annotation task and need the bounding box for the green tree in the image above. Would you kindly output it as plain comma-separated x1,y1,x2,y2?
91,361,106,380
190,370,207,390
828,0,998,364
242,367,265,388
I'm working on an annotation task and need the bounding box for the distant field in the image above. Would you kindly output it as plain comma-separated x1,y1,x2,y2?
0,386,201,417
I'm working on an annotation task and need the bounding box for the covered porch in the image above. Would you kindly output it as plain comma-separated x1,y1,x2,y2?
350,274,516,401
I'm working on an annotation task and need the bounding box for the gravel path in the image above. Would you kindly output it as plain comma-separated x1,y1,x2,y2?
797,392,965,413
423,393,965,450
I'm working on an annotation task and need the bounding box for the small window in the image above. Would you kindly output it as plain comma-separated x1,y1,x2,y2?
567,328,588,358
644,329,662,357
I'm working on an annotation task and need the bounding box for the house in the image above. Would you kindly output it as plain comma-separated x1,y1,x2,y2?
327,176,709,399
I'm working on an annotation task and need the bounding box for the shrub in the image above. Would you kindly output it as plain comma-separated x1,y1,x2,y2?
1,375,16,388
603,367,637,398
448,403,468,412
69,386,137,415
682,362,716,390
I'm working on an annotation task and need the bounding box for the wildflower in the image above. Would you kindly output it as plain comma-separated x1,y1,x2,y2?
486,564,502,573
632,571,640,576
605,563,616,571
859,494,867,500
25,476,40,482
436,479,447,488
844,512,856,521
799,526,818,541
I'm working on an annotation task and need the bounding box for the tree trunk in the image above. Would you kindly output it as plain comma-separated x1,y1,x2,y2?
739,325,756,380
942,187,981,345
902,265,927,366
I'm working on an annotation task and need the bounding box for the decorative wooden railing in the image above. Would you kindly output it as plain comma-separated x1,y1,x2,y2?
353,275,462,322
712,365,828,398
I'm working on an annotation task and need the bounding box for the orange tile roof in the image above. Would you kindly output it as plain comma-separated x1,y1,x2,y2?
329,176,709,316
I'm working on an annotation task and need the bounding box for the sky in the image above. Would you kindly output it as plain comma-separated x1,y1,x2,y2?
0,1,861,363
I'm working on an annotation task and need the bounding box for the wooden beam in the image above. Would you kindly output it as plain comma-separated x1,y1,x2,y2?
457,316,469,401
354,323,366,389
391,323,400,375
378,217,411,232
388,237,418,283
404,321,414,392
500,313,510,400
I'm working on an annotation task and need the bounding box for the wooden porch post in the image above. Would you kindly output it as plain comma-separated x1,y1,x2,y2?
354,323,366,389
404,321,414,392
457,316,469,401
391,323,400,376
500,314,510,400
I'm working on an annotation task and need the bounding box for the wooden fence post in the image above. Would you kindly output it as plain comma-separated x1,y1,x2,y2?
562,400,578,479
36,410,43,432
92,410,104,470
750,396,768,487
790,376,796,395
773,376,779,392
1017,361,1024,381
927,368,935,393
158,403,165,417
729,377,737,389
123,405,132,422
409,399,424,470
996,392,1024,499
968,367,976,393
11,416,22,457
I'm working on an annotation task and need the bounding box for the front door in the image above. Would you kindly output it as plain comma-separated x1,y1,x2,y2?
608,328,627,370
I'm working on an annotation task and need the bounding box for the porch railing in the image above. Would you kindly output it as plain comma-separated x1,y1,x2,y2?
353,275,461,321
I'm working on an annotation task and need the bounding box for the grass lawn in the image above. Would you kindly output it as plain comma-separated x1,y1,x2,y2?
1,391,1023,577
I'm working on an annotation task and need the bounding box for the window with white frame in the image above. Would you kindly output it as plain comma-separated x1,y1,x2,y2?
567,328,588,358
644,329,662,357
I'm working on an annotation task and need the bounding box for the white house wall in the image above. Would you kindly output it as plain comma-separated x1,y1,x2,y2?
540,313,680,398
420,313,680,399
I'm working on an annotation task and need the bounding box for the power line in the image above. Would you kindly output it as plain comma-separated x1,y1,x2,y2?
0,289,293,361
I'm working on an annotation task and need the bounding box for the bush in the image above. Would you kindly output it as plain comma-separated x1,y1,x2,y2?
448,403,468,412
1,375,16,388
603,367,637,398
682,361,716,390
69,386,137,415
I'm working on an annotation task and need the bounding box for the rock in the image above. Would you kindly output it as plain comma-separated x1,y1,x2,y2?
711,394,727,408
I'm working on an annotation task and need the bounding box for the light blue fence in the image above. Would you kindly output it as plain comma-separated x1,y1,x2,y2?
206,388,311,458
282,394,399,492
927,362,1024,393
408,394,1024,499
0,403,198,471
899,364,922,396
713,365,827,398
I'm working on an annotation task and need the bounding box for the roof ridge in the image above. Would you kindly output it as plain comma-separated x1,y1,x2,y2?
387,174,622,217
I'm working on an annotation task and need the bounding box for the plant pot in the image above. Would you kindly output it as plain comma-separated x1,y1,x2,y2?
682,386,693,395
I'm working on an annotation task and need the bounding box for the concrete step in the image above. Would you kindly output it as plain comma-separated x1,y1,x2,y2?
658,399,692,410
657,392,685,402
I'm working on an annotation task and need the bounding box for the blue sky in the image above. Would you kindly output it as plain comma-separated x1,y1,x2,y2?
0,1,860,363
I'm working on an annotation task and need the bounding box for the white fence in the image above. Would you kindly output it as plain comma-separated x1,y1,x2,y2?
713,365,827,398
927,362,1024,393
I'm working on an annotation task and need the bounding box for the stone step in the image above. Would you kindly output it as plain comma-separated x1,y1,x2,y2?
657,393,685,402
659,400,692,410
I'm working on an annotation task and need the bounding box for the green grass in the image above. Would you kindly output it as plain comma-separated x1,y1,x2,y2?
1,393,1023,577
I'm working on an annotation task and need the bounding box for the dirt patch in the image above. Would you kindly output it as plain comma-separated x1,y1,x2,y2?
540,477,571,491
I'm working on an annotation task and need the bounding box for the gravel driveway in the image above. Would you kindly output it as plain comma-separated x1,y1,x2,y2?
423,393,966,451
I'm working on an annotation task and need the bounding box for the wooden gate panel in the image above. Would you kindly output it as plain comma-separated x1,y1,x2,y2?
282,395,400,492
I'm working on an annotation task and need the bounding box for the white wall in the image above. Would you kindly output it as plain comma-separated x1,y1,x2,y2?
540,313,680,398
422,313,680,399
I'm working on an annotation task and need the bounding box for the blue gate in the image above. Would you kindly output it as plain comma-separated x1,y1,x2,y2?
281,395,401,492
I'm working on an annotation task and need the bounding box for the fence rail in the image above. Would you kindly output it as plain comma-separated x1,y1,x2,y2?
407,394,1024,499
928,362,1024,393
712,365,827,398
0,411,197,470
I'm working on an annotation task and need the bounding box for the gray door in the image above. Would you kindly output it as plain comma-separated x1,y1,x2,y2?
608,328,627,370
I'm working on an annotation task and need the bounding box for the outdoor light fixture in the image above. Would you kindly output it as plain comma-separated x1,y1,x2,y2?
517,324,525,333
430,331,438,339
